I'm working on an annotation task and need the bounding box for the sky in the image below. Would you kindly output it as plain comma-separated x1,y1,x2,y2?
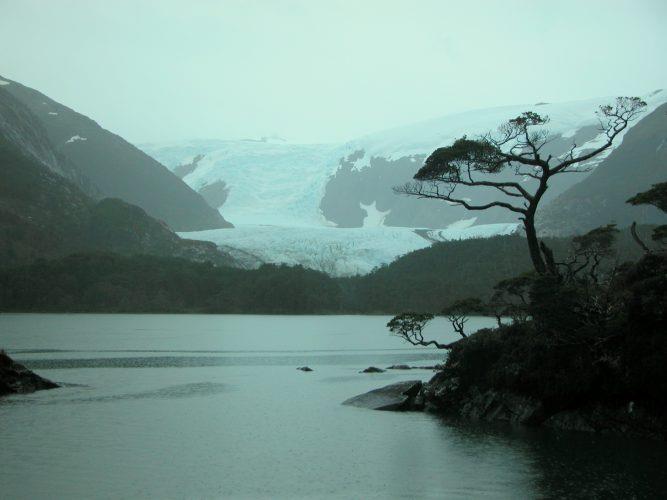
1,0,666,144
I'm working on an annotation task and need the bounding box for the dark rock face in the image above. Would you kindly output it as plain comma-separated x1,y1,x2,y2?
198,180,230,210
342,380,423,411
360,366,385,373
545,405,665,440
0,131,232,268
348,369,665,439
423,376,544,425
0,352,58,396
421,370,664,438
386,364,444,371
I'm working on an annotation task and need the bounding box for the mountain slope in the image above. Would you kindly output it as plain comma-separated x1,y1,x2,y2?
322,91,667,229
0,134,230,268
539,102,667,235
0,75,230,231
144,91,666,232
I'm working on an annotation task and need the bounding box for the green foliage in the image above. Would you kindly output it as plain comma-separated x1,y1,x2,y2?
0,253,342,314
387,313,434,338
0,227,651,314
627,183,667,247
652,225,667,243
443,252,667,412
627,182,667,213
571,224,619,257
489,273,533,322
416,136,505,180
442,297,485,316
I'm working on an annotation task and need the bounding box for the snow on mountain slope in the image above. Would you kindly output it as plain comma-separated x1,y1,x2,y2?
321,90,667,228
346,90,667,170
427,220,520,242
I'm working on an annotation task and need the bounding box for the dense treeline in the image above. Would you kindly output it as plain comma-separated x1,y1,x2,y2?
0,253,341,314
0,229,648,314
339,229,645,313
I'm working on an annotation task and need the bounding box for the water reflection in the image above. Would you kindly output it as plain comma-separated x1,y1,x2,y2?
436,415,667,498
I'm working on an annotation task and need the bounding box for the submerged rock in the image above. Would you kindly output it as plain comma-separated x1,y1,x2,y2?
360,366,385,373
297,366,313,372
342,380,423,411
386,364,411,370
0,351,59,396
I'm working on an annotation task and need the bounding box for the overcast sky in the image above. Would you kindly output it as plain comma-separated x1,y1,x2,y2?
1,0,666,144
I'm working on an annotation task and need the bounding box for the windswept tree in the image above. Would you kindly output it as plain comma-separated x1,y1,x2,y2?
387,298,484,350
396,97,647,275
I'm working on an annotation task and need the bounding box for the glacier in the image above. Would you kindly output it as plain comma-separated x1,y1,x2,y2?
178,222,523,277
142,139,345,227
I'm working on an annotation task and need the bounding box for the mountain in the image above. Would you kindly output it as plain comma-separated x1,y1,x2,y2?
145,91,666,232
538,101,667,235
141,91,665,274
0,75,230,231
322,91,667,229
0,92,231,268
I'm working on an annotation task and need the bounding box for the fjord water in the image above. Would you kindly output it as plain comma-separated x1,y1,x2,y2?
1,315,665,499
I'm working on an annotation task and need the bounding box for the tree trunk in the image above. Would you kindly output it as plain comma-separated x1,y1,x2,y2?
523,216,547,274
630,221,651,254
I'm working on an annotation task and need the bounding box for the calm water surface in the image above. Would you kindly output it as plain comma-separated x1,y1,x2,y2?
1,314,665,499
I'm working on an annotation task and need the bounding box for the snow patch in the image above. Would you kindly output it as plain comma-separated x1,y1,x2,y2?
65,135,87,144
428,223,519,242
351,152,368,171
360,201,390,227
48,112,58,116
445,217,477,230
0,79,10,86
346,91,667,170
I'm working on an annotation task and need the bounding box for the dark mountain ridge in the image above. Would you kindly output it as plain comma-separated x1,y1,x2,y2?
539,102,667,235
0,75,231,231
0,104,231,267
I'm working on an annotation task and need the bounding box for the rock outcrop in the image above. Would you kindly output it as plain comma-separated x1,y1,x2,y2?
342,380,423,411
344,370,665,439
0,351,59,396
360,366,385,373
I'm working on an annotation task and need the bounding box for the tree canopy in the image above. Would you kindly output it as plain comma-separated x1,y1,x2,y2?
397,97,647,274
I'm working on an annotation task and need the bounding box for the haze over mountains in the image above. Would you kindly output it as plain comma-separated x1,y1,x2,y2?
1,74,665,276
